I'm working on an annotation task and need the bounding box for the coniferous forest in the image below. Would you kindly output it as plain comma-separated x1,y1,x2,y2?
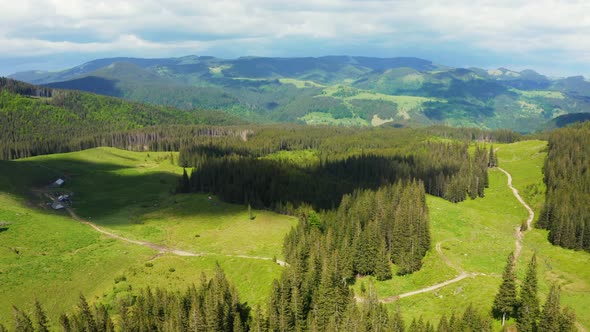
538,122,590,251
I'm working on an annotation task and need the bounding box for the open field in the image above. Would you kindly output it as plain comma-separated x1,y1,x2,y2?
0,148,297,326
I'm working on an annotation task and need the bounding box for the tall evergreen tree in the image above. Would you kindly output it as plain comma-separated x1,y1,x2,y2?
437,314,449,332
560,307,577,332
538,285,562,332
492,253,517,326
517,254,540,332
13,306,34,332
33,299,50,332
77,294,97,332
59,314,71,332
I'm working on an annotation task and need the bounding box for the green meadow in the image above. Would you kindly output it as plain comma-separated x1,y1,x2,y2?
1,142,588,329
355,141,590,330
0,148,296,326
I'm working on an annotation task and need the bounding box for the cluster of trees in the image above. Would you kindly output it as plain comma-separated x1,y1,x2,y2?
3,254,578,332
538,122,590,251
492,254,576,331
4,266,250,332
283,181,429,279
180,141,491,209
2,267,495,332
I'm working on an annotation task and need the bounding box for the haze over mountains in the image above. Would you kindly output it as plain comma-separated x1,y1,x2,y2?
10,55,590,132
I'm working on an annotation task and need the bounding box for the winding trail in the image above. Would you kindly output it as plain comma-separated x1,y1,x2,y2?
380,239,483,303
496,167,535,260
42,192,287,266
377,167,534,303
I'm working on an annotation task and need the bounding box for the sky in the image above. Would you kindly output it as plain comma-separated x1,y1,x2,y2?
0,0,589,77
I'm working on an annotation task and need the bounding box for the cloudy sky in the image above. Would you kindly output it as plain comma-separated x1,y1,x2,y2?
1,0,589,77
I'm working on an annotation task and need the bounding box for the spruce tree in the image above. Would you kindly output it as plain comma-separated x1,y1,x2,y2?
33,300,50,332
560,307,576,332
517,254,540,332
59,314,71,332
77,294,97,332
375,239,392,281
492,253,517,326
538,285,562,332
448,312,460,332
389,307,405,332
437,314,449,332
13,306,34,332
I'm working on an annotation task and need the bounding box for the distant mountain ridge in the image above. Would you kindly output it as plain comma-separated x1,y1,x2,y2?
10,55,590,132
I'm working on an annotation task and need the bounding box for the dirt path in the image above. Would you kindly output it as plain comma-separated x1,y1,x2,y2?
496,167,535,260
380,239,482,303
377,167,534,303
43,192,287,265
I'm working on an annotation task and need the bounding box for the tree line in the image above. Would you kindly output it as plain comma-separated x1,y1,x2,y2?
538,122,590,252
1,78,521,161
3,255,576,331
179,142,492,209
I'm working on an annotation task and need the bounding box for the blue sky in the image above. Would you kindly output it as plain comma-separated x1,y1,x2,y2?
1,0,589,77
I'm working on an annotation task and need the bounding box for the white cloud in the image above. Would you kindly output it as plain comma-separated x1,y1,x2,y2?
0,0,589,73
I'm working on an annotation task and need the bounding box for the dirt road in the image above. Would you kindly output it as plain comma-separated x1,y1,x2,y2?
43,192,287,265
496,167,535,260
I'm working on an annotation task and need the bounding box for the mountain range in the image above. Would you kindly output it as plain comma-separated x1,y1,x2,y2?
10,55,590,132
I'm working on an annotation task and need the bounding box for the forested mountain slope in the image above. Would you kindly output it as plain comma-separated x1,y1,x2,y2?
11,56,590,132
0,78,245,159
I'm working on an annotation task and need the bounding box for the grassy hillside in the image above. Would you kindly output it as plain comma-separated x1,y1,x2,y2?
351,141,589,330
1,140,588,329
0,148,296,327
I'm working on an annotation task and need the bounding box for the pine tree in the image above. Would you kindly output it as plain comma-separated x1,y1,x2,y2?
538,285,562,332
251,305,268,332
389,307,405,332
448,312,460,332
13,306,34,332
492,253,517,326
437,314,449,332
33,300,50,332
517,254,540,332
77,294,97,332
375,239,392,281
560,307,576,332
488,145,497,167
59,314,71,332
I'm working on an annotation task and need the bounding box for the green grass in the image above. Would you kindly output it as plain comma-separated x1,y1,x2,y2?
514,89,565,100
0,147,297,327
279,78,325,88
354,168,522,328
359,140,589,330
298,112,369,126
2,142,588,329
497,140,590,330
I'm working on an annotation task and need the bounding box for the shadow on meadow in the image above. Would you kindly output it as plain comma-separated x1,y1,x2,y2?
0,156,183,225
